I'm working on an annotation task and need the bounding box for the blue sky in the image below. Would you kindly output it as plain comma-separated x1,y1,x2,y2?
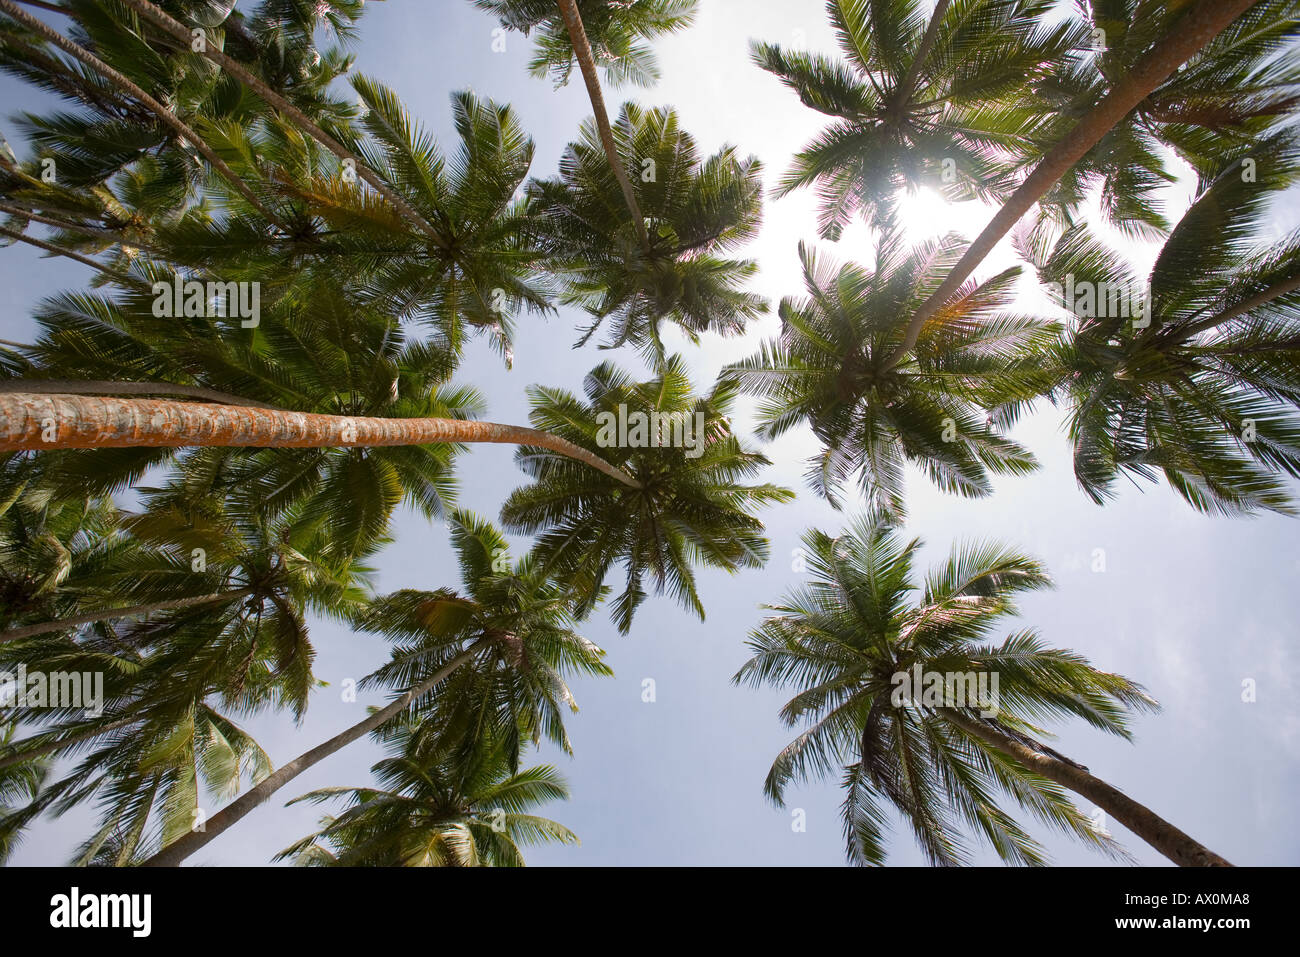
3,0,1298,866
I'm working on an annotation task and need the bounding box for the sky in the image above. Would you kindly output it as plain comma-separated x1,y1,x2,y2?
3,0,1298,867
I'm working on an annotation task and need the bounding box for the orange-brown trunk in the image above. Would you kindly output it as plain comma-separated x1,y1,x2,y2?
0,393,639,487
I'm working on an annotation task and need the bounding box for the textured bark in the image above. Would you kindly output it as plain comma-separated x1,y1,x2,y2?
0,588,254,645
940,708,1233,867
0,0,284,227
883,0,1262,369
0,392,640,487
115,0,449,249
0,379,282,410
555,0,651,252
141,643,483,867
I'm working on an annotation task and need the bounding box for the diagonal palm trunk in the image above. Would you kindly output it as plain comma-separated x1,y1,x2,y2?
0,716,136,771
891,0,950,113
883,0,1262,369
0,224,135,283
0,588,255,645
554,0,650,252
0,203,130,244
114,0,450,250
940,708,1232,866
0,392,640,487
1167,271,1300,344
141,642,484,866
0,0,285,228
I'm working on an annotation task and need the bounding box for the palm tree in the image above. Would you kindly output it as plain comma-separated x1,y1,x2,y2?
478,0,699,248
1036,133,1300,514
0,0,286,226
477,0,697,88
117,0,449,245
1,435,374,648
881,0,1266,370
725,234,1051,519
735,515,1232,866
2,264,626,561
277,726,577,867
753,0,1081,239
140,509,609,866
501,356,794,632
0,720,48,863
0,454,127,636
529,103,766,356
0,390,638,486
1029,0,1300,237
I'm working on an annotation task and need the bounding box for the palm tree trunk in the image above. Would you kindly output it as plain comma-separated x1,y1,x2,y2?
0,0,285,229
114,0,450,250
140,643,483,867
0,716,136,770
940,707,1232,866
0,379,283,410
1169,270,1300,344
892,0,950,112
883,0,1262,369
0,588,255,645
0,203,129,244
0,224,135,284
0,392,641,488
555,0,651,252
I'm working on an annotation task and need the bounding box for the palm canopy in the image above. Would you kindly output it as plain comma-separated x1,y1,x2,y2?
501,357,793,633
528,103,766,357
0,0,361,214
154,84,552,366
356,509,612,761
735,515,1156,866
754,0,1080,239
474,0,698,88
0,457,128,633
278,724,577,867
1036,133,1300,514
726,232,1053,520
308,82,552,364
0,720,49,864
1029,0,1300,237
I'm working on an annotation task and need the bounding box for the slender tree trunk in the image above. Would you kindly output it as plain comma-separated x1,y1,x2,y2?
114,0,449,250
554,0,651,252
0,0,285,228
0,203,128,244
0,379,283,410
892,0,950,113
0,716,136,770
1169,270,1300,345
883,0,1262,369
0,392,641,488
940,708,1232,866
0,589,254,645
0,225,134,284
141,643,483,866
